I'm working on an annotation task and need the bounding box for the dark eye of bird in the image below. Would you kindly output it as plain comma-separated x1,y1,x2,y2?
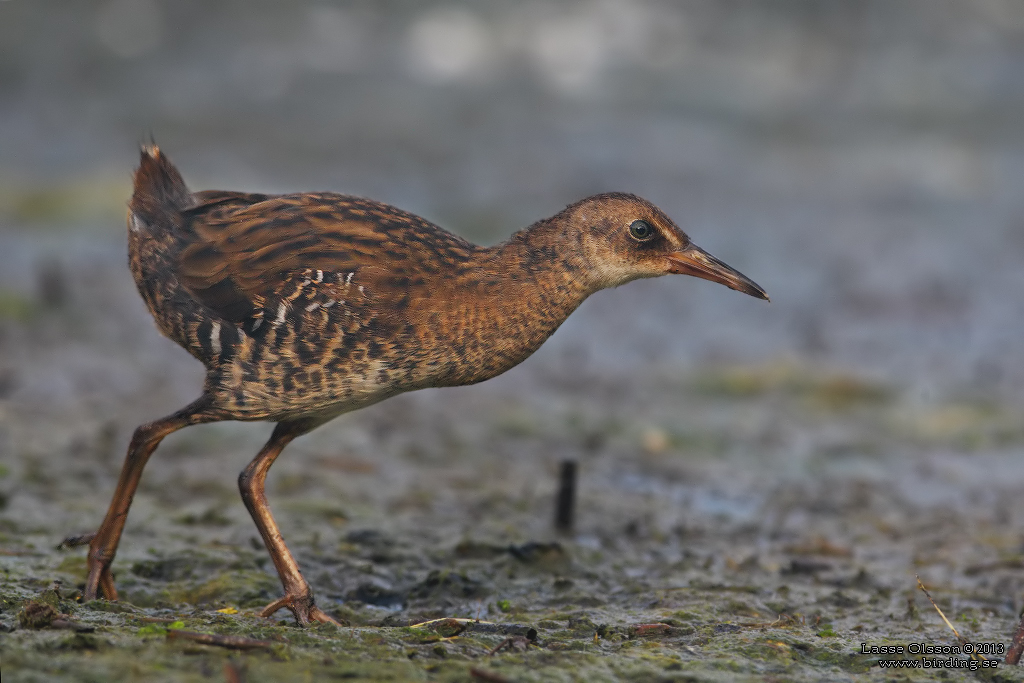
628,219,654,241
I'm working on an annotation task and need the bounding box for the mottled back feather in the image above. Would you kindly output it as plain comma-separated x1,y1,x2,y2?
177,192,483,326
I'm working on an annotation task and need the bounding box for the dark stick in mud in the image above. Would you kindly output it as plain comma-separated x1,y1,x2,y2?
554,460,577,534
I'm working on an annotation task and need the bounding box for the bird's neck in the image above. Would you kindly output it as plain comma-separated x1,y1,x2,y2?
490,216,598,315
496,215,591,278
421,220,595,387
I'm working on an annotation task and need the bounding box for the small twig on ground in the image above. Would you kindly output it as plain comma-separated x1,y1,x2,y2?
407,617,492,629
1006,611,1024,665
469,667,514,683
915,575,988,662
167,629,274,650
915,576,965,643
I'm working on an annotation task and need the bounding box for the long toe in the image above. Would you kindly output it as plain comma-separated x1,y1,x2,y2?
84,556,118,601
260,593,341,627
59,532,97,549
308,605,344,627
259,595,293,619
98,569,118,601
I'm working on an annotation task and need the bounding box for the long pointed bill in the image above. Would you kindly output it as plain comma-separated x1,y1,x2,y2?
665,244,769,301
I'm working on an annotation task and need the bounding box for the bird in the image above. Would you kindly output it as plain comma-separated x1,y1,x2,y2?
79,145,767,626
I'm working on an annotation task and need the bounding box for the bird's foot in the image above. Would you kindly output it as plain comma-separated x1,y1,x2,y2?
60,531,118,601
84,558,118,601
260,589,341,627
82,535,119,601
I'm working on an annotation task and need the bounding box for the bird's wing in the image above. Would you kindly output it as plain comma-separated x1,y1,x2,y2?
176,192,478,328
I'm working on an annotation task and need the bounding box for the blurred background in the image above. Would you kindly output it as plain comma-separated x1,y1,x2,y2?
3,0,1024,390
2,0,1024,669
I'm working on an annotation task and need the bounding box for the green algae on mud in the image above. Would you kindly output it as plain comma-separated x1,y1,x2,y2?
3,523,1023,682
3,264,1024,681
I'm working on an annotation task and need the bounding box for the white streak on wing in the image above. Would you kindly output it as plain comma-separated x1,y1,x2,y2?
345,272,354,285
210,321,222,356
305,301,320,312
251,318,262,331
314,270,323,282
129,213,146,233
323,299,337,309
358,285,365,294
237,327,246,343
274,302,287,326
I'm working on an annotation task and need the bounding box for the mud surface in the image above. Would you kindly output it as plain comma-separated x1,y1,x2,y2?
3,2,1024,681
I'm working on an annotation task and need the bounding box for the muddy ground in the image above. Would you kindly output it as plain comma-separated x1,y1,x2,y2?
3,2,1024,681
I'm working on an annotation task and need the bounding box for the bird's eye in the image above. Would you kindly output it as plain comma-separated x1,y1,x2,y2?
628,220,655,241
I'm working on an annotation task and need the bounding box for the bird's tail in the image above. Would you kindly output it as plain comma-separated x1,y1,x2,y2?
129,144,193,227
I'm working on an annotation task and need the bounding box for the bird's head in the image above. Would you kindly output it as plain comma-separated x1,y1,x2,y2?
558,193,768,300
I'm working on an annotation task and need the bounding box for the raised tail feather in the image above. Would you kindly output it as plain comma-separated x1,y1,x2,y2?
129,145,194,226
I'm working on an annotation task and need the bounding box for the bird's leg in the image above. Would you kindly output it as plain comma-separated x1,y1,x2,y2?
240,421,340,627
84,397,218,601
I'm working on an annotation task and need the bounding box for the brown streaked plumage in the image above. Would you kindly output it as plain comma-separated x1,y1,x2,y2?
81,146,767,626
